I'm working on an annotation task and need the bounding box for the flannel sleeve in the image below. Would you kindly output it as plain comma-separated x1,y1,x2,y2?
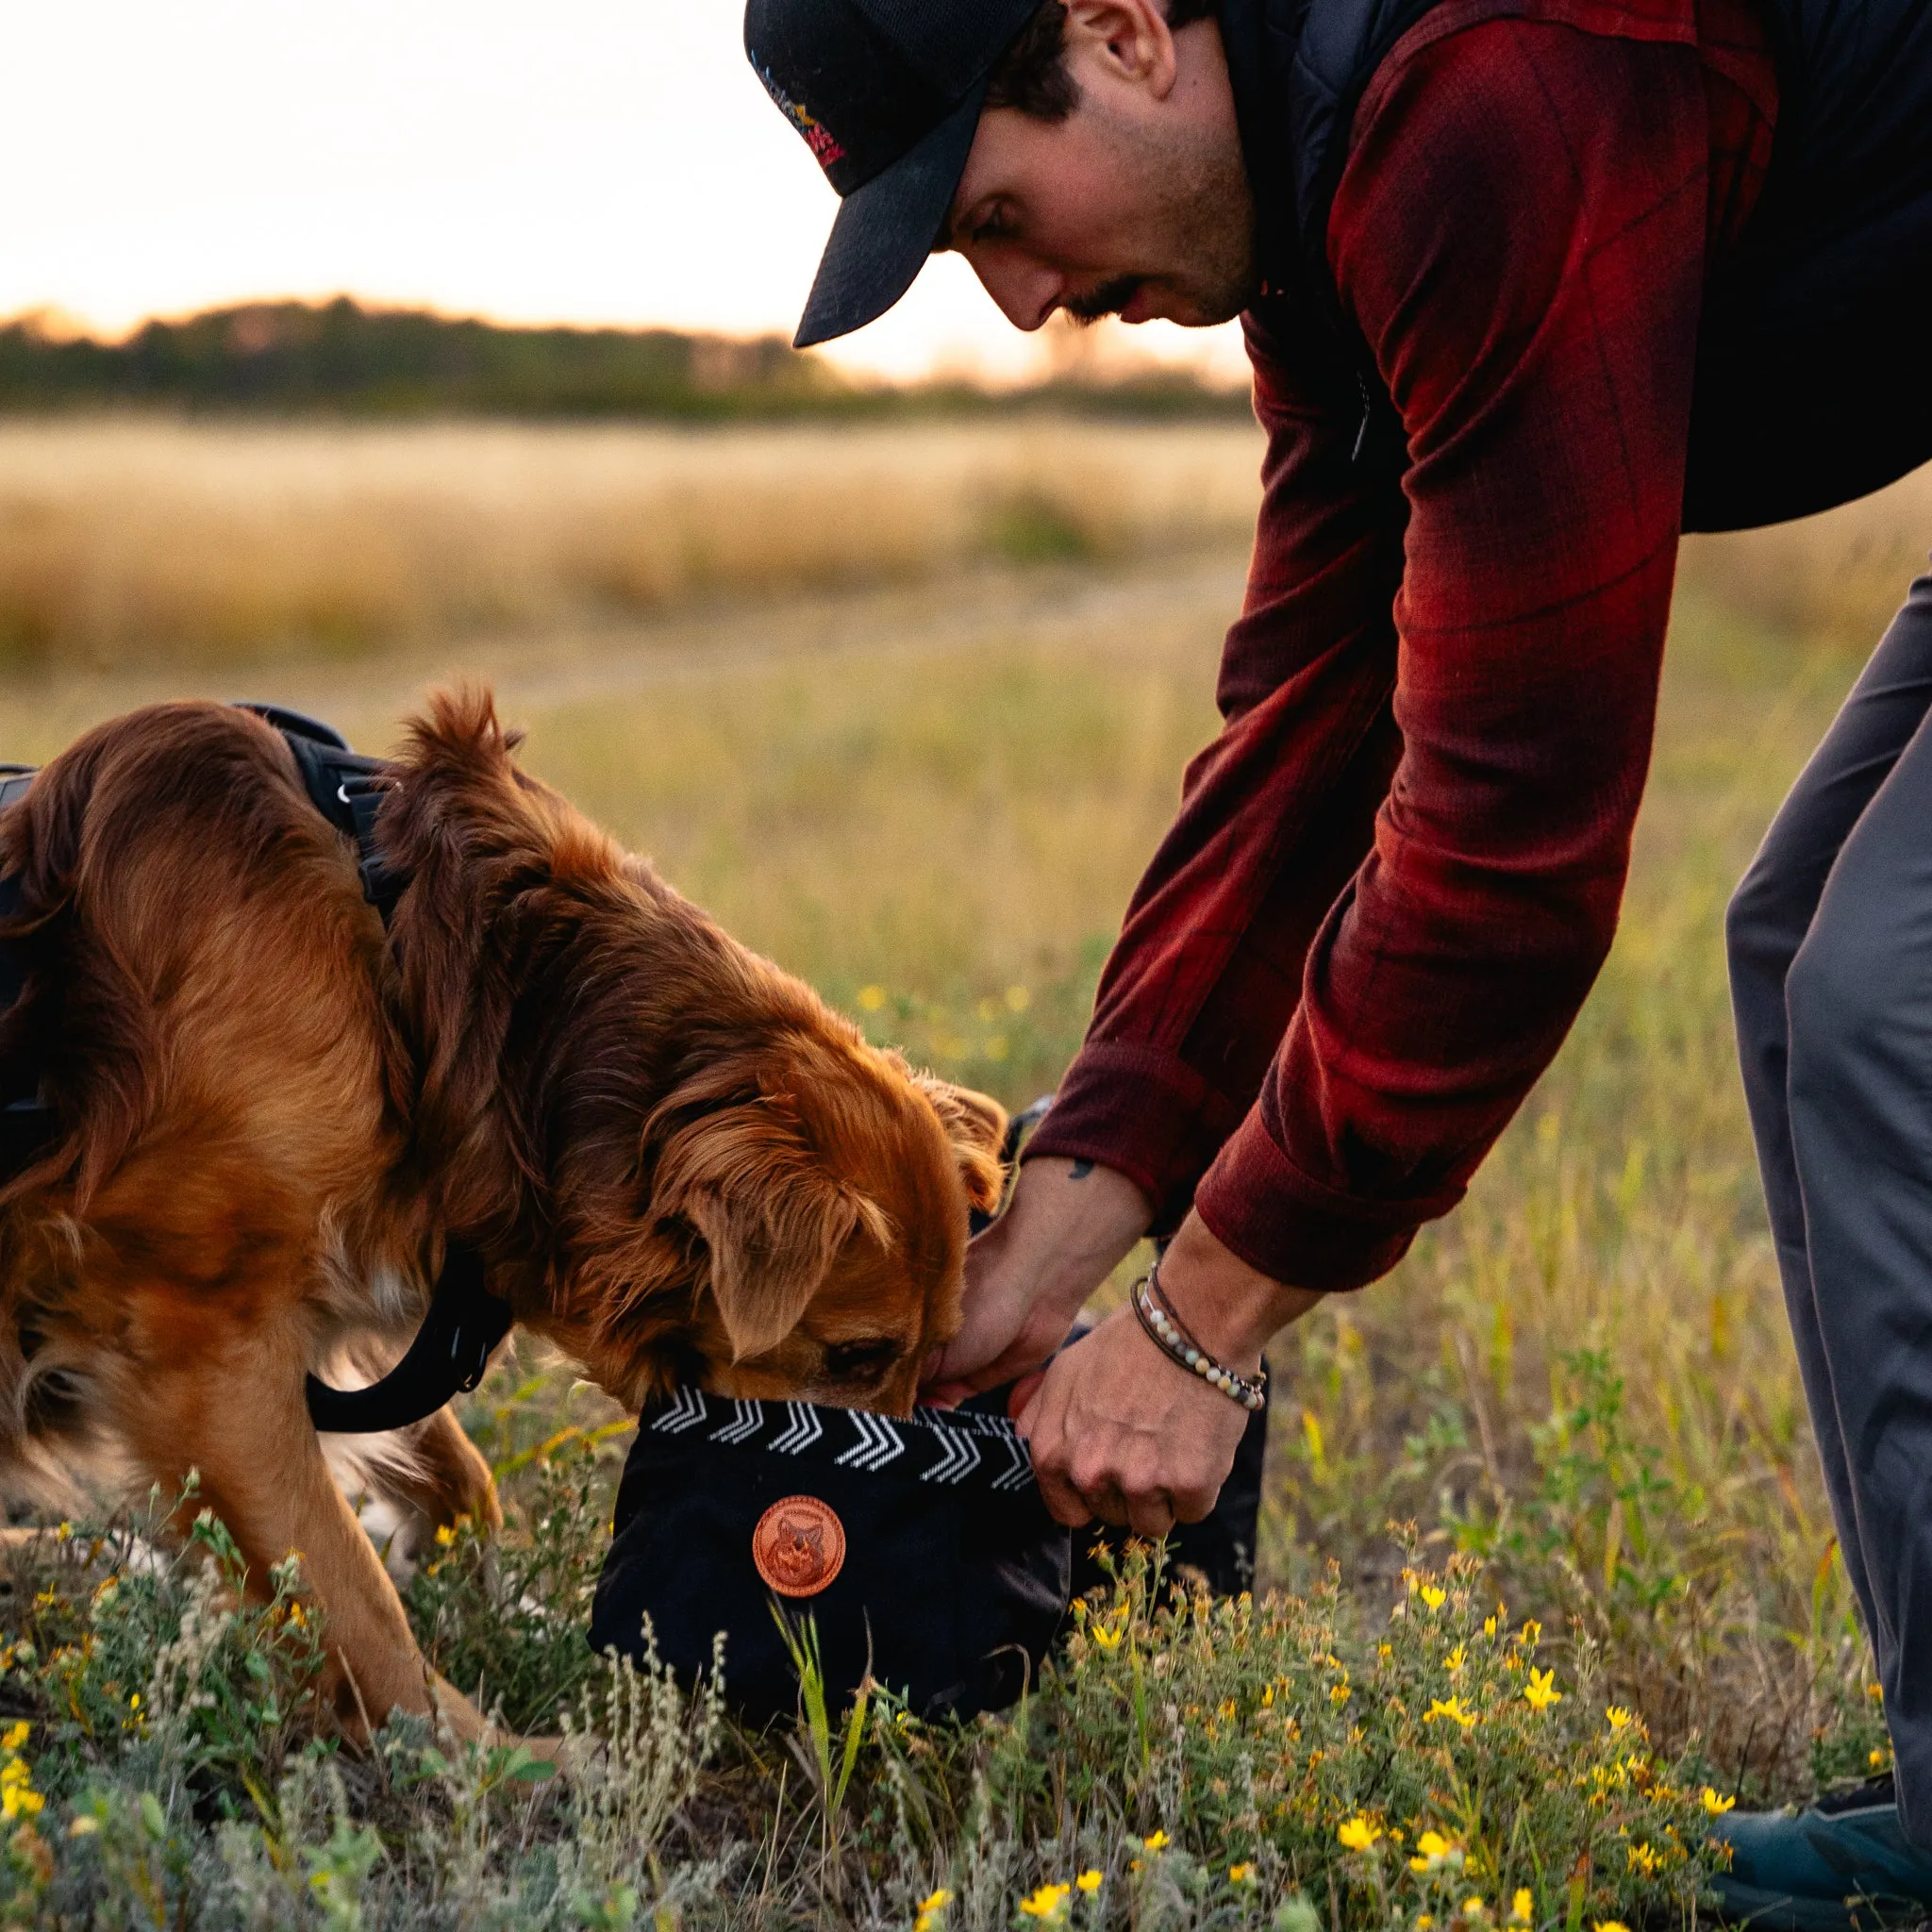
1029,17,1713,1291
1020,296,1410,1227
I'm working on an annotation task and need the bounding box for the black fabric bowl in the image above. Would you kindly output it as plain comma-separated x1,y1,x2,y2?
590,1386,1072,1725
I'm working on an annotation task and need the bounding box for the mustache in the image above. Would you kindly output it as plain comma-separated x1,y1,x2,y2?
1060,275,1144,324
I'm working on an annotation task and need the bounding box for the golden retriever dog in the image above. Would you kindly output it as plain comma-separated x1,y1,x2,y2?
0,692,1004,1741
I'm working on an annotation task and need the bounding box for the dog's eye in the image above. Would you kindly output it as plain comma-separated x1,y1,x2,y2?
823,1338,899,1381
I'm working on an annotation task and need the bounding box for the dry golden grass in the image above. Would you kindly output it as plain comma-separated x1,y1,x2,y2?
2,422,1928,1802
0,417,1263,670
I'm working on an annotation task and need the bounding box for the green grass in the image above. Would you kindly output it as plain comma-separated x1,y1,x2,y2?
0,451,1920,1922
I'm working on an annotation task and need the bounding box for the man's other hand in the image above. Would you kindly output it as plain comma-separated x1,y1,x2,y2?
1015,1209,1323,1533
922,1155,1151,1403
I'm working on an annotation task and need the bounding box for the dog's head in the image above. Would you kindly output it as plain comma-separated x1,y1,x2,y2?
625,1033,1006,1414
382,688,1007,1416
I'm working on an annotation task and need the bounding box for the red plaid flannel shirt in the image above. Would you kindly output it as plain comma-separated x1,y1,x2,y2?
1025,0,1779,1291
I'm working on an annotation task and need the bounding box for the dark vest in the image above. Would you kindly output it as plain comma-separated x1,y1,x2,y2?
1221,0,1932,530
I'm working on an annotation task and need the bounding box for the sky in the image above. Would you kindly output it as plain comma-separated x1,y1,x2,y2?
0,0,1247,385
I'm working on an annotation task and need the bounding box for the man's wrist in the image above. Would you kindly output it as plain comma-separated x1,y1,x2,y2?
996,1155,1152,1318
1154,1210,1322,1370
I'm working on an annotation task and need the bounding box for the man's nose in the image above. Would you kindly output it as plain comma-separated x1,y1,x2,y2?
969,253,1064,332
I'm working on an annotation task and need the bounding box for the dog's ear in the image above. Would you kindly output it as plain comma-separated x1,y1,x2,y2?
912,1074,1008,1216
651,1078,889,1361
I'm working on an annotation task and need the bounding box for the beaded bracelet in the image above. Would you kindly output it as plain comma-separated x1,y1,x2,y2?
1130,1258,1268,1412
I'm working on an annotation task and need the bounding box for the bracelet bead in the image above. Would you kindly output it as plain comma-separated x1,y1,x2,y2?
1128,1261,1267,1413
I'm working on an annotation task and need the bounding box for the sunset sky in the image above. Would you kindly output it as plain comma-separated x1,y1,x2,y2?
0,0,1247,384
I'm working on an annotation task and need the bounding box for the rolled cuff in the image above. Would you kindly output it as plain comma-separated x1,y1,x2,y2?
1020,1041,1246,1237
1194,1109,1462,1293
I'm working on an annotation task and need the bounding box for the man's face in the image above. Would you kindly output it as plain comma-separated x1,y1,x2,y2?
941,3,1257,332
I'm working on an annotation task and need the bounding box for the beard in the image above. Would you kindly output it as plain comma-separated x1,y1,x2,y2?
1070,93,1259,326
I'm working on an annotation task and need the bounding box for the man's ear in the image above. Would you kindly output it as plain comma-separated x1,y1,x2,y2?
650,1081,889,1361
913,1074,1009,1216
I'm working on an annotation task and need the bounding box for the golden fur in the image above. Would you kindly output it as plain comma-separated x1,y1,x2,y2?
0,692,1004,1740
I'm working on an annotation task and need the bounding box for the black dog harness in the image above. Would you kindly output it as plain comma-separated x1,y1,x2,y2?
0,706,511,1436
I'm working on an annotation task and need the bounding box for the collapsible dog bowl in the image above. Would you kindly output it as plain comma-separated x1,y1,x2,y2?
590,1384,1070,1724
587,1098,1273,1726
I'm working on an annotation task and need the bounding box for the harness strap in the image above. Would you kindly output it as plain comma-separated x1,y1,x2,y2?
0,709,510,1437
234,704,409,923
303,1244,513,1434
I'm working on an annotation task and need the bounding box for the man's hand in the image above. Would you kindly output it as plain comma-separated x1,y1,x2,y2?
1016,1208,1322,1534
924,1156,1152,1403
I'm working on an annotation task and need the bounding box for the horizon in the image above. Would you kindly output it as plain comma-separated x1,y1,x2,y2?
0,291,1253,396
0,0,1247,390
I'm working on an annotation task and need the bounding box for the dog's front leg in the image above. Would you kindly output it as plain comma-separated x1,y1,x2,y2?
117,1322,491,1748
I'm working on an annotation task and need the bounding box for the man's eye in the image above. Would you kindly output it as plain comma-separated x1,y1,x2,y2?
823,1339,899,1380
971,206,1013,245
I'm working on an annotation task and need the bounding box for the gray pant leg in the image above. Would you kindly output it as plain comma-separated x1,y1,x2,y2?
1727,570,1932,1838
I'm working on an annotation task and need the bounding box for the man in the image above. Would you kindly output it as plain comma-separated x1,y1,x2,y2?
745,0,1932,1907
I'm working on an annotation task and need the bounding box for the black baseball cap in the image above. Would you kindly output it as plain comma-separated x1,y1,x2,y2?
745,0,1042,347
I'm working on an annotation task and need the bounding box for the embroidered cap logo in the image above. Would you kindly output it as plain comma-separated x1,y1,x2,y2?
757,67,847,171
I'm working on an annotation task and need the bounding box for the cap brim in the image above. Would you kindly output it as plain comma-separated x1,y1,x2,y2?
792,79,988,350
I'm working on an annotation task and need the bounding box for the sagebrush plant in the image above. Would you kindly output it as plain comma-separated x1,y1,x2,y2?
0,1483,1756,1929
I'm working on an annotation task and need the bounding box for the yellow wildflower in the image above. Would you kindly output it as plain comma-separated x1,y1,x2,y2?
1595,1922,1631,1932
1090,1619,1126,1652
1075,1871,1102,1894
1018,1884,1071,1920
1510,1890,1534,1924
1231,1864,1256,1884
1484,1616,1498,1638
1425,1696,1478,1731
67,1816,97,1839
1701,1789,1736,1818
1445,1645,1467,1673
1524,1669,1561,1712
0,1758,43,1822
1332,1683,1353,1707
1220,1698,1238,1722
1868,1683,1885,1702
1409,1831,1458,1872
1625,1844,1660,1877
0,1724,28,1753
1605,1707,1634,1733
1872,1749,1892,1770
1465,1899,1487,1916
1142,1831,1170,1852
1422,1585,1447,1611
1261,1685,1275,1708
857,985,888,1011
1339,1817,1383,1852
1520,1620,1542,1645
1417,1919,1435,1930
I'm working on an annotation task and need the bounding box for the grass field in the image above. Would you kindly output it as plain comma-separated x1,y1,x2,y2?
0,420,1928,1925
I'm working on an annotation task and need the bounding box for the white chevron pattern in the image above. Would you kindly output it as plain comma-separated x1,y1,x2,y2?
835,1410,905,1471
989,1431,1033,1491
652,1385,707,1433
710,1398,762,1444
920,1419,983,1485
649,1389,1035,1492
770,1402,824,1455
